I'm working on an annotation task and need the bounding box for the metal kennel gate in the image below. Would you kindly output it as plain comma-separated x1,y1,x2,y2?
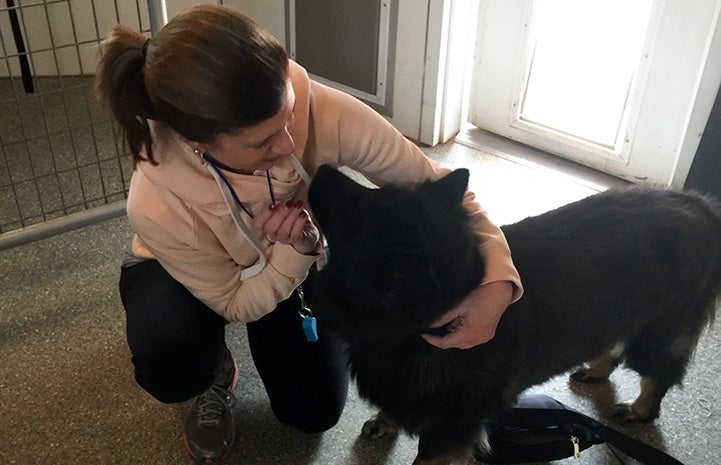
0,0,161,249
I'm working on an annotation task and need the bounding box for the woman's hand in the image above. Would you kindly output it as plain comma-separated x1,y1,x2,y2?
253,200,320,254
422,281,514,349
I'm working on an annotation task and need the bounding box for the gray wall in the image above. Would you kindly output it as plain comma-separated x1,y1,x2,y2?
295,0,380,95
290,0,396,115
685,84,721,197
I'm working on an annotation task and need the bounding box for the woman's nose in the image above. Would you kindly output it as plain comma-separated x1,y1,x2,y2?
271,128,295,155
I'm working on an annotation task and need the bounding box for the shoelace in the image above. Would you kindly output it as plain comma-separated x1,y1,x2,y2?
195,384,234,428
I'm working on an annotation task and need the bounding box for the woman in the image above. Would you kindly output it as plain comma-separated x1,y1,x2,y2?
96,4,522,462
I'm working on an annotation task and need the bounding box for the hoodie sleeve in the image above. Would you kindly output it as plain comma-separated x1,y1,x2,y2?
126,169,321,322
307,80,523,301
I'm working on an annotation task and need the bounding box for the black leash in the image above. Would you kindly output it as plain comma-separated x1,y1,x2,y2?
506,407,685,465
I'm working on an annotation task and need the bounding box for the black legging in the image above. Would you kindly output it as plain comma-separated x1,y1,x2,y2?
119,260,349,433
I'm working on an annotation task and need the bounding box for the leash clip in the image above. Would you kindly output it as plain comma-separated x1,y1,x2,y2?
297,286,318,342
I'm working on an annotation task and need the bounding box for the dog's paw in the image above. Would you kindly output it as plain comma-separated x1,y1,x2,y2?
570,367,607,383
611,402,658,424
361,411,400,439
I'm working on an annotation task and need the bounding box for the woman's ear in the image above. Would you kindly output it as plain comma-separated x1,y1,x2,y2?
178,135,207,154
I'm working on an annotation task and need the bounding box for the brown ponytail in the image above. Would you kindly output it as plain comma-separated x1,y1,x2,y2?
95,25,154,167
95,4,289,168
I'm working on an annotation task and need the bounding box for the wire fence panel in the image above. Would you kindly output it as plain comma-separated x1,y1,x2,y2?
0,0,151,235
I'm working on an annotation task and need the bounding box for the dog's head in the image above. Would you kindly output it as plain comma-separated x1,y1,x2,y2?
308,165,485,344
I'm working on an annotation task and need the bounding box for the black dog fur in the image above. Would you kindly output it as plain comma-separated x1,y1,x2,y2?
307,165,721,465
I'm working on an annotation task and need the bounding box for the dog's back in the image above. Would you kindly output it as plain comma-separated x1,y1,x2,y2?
309,166,721,463
500,186,721,419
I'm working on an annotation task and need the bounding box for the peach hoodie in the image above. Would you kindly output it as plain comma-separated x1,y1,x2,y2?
125,61,522,322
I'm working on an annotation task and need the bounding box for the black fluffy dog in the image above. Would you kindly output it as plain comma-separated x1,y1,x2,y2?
307,165,721,465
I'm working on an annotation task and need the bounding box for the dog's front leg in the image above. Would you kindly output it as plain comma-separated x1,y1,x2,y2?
361,410,401,438
412,425,479,465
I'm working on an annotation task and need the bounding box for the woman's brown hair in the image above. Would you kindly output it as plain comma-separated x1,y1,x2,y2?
95,4,289,166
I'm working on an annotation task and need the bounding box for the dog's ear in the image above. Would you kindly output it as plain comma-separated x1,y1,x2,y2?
309,164,369,241
309,164,368,214
419,168,469,206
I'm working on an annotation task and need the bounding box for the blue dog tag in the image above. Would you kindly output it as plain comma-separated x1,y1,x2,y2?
302,316,318,342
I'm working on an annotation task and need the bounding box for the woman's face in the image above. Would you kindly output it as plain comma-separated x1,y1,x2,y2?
200,82,296,174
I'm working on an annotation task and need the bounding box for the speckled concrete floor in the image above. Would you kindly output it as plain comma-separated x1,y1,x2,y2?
1,133,719,465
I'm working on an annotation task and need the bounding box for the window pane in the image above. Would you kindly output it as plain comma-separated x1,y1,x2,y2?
520,0,654,148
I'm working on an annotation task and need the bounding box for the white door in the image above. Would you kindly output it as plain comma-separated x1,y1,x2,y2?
469,0,721,185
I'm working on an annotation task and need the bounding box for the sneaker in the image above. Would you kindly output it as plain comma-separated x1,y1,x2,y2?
182,350,238,463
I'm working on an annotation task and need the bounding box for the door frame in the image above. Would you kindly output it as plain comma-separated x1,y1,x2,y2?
466,0,721,186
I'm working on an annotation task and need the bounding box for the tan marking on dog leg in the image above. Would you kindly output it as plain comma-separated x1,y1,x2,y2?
477,427,491,457
360,410,400,439
613,377,662,423
570,351,621,382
